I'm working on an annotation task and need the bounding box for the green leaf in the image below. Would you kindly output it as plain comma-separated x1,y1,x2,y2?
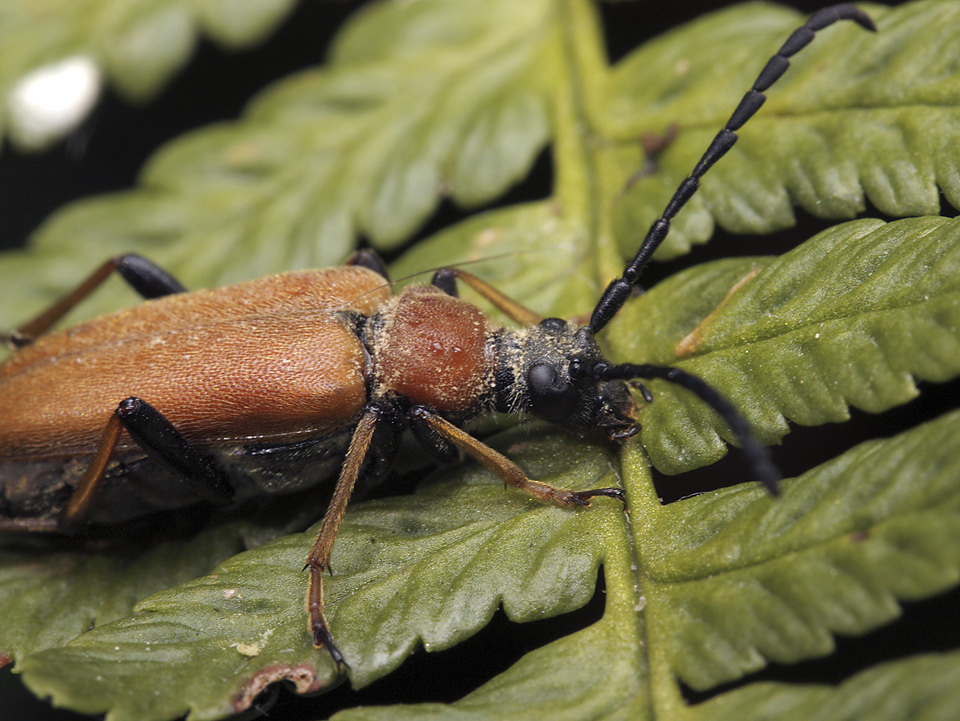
0,0,557,326
337,411,960,720
0,0,300,149
16,431,622,720
390,201,600,321
0,523,248,665
0,490,322,663
608,215,960,474
693,651,960,721
4,1,960,720
642,409,960,689
601,0,960,259
26,410,960,719
333,614,649,721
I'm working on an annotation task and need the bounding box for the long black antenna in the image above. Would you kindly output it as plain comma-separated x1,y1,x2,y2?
597,363,781,495
589,4,876,335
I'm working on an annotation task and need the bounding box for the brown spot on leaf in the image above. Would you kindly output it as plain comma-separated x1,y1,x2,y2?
473,228,502,250
850,529,871,543
622,124,680,189
675,266,761,358
233,663,328,714
641,125,680,159
0,654,11,669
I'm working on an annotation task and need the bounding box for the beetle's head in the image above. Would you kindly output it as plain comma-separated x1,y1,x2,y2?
495,317,639,440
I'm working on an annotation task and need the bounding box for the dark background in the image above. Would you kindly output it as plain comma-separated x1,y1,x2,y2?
5,1,956,720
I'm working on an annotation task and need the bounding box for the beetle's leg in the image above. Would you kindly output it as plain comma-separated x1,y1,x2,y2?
409,412,458,463
6,254,186,347
409,407,625,507
58,397,232,533
305,406,380,670
57,412,126,532
345,249,390,281
430,268,543,326
429,268,459,298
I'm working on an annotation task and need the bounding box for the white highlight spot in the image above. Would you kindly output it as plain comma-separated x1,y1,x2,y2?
8,56,101,148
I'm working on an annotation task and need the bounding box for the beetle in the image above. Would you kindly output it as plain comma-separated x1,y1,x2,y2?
0,4,874,669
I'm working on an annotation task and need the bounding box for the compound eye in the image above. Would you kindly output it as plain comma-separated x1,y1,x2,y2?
528,362,580,421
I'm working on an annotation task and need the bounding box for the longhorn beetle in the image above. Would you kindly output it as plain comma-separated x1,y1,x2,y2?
0,5,875,669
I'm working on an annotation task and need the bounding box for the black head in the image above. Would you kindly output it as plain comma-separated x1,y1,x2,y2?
494,317,779,494
494,317,637,439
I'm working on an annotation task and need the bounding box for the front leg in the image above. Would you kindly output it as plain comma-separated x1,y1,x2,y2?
408,406,625,507
408,407,458,464
430,266,613,330
430,268,543,326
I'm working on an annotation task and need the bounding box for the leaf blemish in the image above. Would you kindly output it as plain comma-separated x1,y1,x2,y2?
232,663,326,714
675,266,761,358
622,125,680,190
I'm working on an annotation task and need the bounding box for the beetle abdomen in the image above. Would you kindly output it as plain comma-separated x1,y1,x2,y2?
0,432,353,526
